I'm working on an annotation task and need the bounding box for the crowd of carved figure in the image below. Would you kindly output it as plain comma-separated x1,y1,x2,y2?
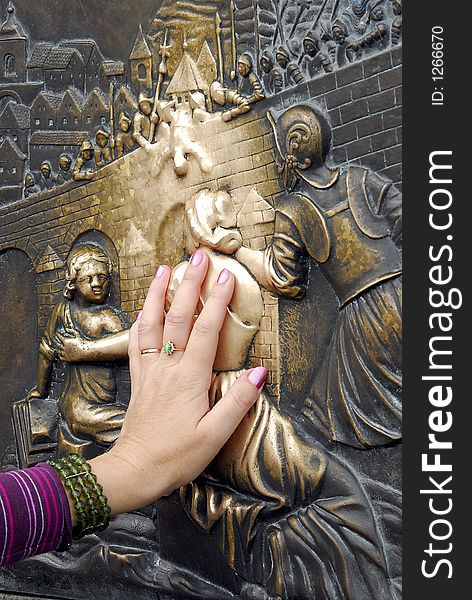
23,110,137,195
18,0,402,199
258,0,402,94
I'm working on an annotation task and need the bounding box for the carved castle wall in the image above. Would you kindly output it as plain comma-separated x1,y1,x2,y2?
0,46,402,405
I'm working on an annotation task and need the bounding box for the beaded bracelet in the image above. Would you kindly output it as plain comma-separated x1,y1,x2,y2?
47,454,111,539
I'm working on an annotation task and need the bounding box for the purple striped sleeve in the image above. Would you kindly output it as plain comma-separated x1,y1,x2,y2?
0,464,72,567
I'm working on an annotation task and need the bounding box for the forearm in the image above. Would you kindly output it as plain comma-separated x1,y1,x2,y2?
0,465,72,566
133,132,148,148
236,241,306,299
73,170,93,181
89,449,167,516
235,246,272,291
80,330,130,362
33,351,54,396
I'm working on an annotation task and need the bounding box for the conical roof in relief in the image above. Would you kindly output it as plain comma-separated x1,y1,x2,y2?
0,2,27,39
166,52,207,95
130,25,152,60
196,40,217,88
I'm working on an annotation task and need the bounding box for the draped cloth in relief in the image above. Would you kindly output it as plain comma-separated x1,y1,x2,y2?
263,166,402,448
41,300,127,446
181,372,395,599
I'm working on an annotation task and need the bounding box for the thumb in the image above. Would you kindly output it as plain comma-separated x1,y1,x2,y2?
198,367,268,455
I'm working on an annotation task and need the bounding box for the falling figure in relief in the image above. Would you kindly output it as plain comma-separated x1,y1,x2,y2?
27,243,130,458
150,94,213,177
168,190,397,600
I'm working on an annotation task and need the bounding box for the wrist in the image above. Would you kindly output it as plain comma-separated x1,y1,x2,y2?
89,447,170,515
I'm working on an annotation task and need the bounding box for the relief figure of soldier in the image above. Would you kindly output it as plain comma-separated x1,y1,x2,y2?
221,105,402,449
28,243,130,458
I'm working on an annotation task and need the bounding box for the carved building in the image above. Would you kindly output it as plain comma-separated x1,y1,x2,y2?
0,135,25,195
0,3,135,204
56,87,84,129
0,1,26,84
29,90,62,130
129,24,153,95
82,87,109,130
43,47,85,93
0,4,41,107
113,84,138,118
0,100,29,154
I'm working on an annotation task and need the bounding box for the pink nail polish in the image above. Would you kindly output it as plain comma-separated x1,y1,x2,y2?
136,310,143,321
248,367,268,389
156,265,165,279
190,250,203,266
217,269,230,284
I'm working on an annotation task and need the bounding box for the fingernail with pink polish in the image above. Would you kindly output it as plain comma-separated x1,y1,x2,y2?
136,310,142,321
248,367,268,389
156,265,165,279
217,269,230,284
190,250,203,266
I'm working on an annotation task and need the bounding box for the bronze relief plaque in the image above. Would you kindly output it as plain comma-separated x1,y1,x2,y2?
0,1,402,598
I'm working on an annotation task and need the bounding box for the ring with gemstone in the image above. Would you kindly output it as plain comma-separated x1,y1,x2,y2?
161,341,184,356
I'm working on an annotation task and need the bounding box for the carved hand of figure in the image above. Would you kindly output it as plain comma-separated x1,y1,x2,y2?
54,329,90,363
88,251,267,515
207,227,243,255
239,98,251,113
26,388,46,401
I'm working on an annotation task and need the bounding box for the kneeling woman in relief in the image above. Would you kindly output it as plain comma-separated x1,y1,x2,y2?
28,243,130,458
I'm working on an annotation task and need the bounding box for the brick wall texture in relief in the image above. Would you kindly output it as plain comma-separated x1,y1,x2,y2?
0,47,402,401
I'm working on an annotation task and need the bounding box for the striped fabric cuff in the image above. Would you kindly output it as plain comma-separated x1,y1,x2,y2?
0,463,72,567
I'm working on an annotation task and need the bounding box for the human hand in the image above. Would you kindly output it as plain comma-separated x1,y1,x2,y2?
89,250,267,515
240,98,251,112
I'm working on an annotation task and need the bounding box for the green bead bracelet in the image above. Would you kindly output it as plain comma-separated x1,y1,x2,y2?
47,454,111,539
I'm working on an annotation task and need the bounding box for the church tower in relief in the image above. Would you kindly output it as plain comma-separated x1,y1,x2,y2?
129,24,153,95
0,2,27,84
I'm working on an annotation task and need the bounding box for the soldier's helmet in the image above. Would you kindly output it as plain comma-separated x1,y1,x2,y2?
303,30,319,55
138,91,153,109
274,105,332,171
95,128,110,140
237,52,253,76
80,140,94,158
119,112,132,126
260,51,273,73
367,0,385,18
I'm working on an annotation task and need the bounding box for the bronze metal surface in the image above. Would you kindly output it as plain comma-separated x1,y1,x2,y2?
0,2,402,598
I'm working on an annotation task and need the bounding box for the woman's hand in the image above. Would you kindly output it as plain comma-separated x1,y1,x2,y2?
89,250,267,516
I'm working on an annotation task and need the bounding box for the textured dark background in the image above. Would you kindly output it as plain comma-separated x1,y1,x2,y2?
1,0,161,63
